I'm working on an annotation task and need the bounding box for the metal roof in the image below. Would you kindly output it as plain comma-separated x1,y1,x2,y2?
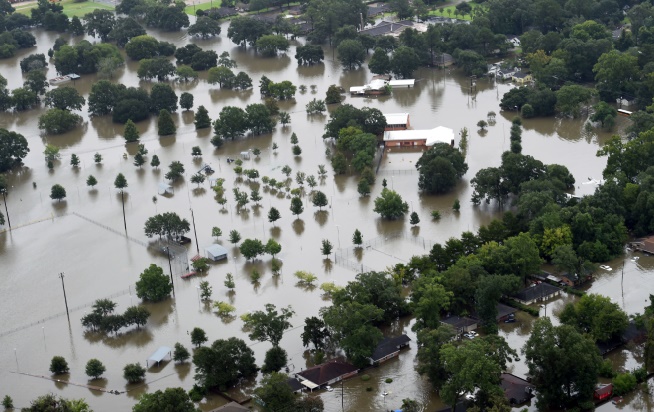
147,346,171,366
383,126,454,146
384,113,409,125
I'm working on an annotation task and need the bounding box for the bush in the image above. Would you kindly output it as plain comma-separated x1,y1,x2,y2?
85,358,106,380
613,372,637,396
633,367,647,383
360,374,371,381
385,378,393,383
49,356,69,375
521,103,535,118
598,359,615,378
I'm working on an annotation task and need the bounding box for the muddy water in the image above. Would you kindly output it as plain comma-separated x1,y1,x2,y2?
0,21,649,411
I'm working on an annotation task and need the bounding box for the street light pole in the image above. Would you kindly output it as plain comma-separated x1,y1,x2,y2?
1,188,11,229
190,208,199,255
167,247,175,298
120,190,127,233
335,225,340,248
58,272,69,321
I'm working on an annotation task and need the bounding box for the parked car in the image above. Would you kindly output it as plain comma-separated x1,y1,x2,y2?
325,386,333,392
464,331,478,339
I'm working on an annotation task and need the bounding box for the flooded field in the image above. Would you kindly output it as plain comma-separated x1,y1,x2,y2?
0,20,652,411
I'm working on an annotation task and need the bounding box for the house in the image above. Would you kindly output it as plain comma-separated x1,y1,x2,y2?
511,283,562,305
370,334,411,364
512,71,532,84
287,377,305,393
383,126,454,147
205,244,228,261
506,35,521,48
208,402,249,412
367,3,391,17
440,315,478,335
383,113,410,131
629,236,654,254
500,373,534,405
350,78,389,95
359,20,426,37
488,62,520,79
433,53,455,67
594,384,613,401
295,360,359,391
496,303,517,322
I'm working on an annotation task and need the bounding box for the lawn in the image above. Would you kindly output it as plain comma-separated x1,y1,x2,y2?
184,0,222,16
15,0,114,18
428,2,487,22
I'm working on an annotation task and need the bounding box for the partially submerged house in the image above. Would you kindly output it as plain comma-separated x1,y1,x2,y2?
496,303,517,322
512,71,533,84
511,283,562,305
295,360,359,391
369,334,411,365
440,315,478,335
359,20,426,37
206,244,228,262
383,126,454,147
629,236,654,254
500,373,534,405
208,402,249,412
594,384,613,401
383,113,410,131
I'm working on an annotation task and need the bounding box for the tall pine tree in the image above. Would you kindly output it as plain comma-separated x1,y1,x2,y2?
194,105,211,130
157,109,176,136
124,119,140,142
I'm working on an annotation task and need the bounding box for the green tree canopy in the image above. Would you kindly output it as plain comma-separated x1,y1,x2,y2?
135,264,172,302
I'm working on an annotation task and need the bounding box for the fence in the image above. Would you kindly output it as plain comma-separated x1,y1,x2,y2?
333,231,436,273
376,169,418,175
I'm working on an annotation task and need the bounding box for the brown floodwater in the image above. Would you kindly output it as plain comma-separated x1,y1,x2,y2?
0,20,651,411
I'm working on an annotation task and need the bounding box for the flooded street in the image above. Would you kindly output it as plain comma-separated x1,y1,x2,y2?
0,21,652,411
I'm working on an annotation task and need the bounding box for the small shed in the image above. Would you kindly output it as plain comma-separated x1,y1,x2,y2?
594,384,613,401
383,113,410,131
158,182,173,195
146,346,171,367
240,151,250,160
206,244,228,262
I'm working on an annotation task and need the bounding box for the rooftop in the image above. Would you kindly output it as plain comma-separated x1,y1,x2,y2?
383,126,454,146
208,402,249,412
383,113,409,125
297,360,358,386
512,283,561,303
513,72,531,79
500,373,533,405
359,20,415,37
371,334,411,361
441,315,477,328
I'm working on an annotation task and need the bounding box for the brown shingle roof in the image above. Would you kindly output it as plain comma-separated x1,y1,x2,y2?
296,360,358,386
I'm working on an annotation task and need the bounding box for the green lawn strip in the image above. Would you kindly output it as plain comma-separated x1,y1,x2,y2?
16,0,114,18
184,0,221,16
428,3,487,22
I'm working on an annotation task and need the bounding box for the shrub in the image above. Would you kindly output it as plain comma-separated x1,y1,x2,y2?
49,356,69,375
123,363,146,383
612,372,637,396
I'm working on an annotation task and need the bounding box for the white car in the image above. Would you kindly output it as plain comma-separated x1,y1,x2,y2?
325,386,333,392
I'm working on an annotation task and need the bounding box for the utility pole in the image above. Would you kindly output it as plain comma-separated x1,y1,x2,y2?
120,190,127,233
58,272,69,321
190,208,199,255
1,187,10,230
167,247,175,297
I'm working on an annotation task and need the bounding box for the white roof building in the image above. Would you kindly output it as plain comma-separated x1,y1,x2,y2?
383,126,454,147
384,113,410,126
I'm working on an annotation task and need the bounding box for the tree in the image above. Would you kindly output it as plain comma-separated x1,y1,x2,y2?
49,356,69,375
125,35,160,60
295,396,325,412
240,238,265,261
245,103,275,135
50,184,66,202
391,46,420,79
213,106,247,140
351,229,363,247
132,388,197,412
44,87,85,111
180,92,193,111
150,155,160,169
191,327,208,347
157,109,176,136
301,316,330,350
1,395,13,410
256,34,290,57
194,105,211,130
224,273,236,290
321,301,384,367
229,230,241,244
83,9,115,41
373,188,409,219
337,39,366,69
593,50,639,101
123,363,146,383
85,175,98,188
207,66,235,88
410,212,420,226
85,358,106,380
243,304,294,346
312,191,328,210
290,197,304,218
560,294,629,342
306,98,326,114
523,318,602,407
173,342,190,363
193,337,258,390
295,45,324,65
254,372,295,411
135,264,172,302
261,347,288,374
590,101,617,128
267,207,281,226
24,69,48,96
188,16,221,38
369,47,391,75
108,16,145,47
0,129,29,172
137,57,176,82
416,143,468,194
321,239,333,257
555,85,594,118
38,109,82,135
176,65,198,82
123,119,140,142
123,305,150,328
265,238,282,260
477,120,488,130
69,154,80,168
323,85,342,105
440,336,517,408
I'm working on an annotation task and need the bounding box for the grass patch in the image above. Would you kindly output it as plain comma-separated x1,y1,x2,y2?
15,0,114,18
428,2,487,22
184,0,222,16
